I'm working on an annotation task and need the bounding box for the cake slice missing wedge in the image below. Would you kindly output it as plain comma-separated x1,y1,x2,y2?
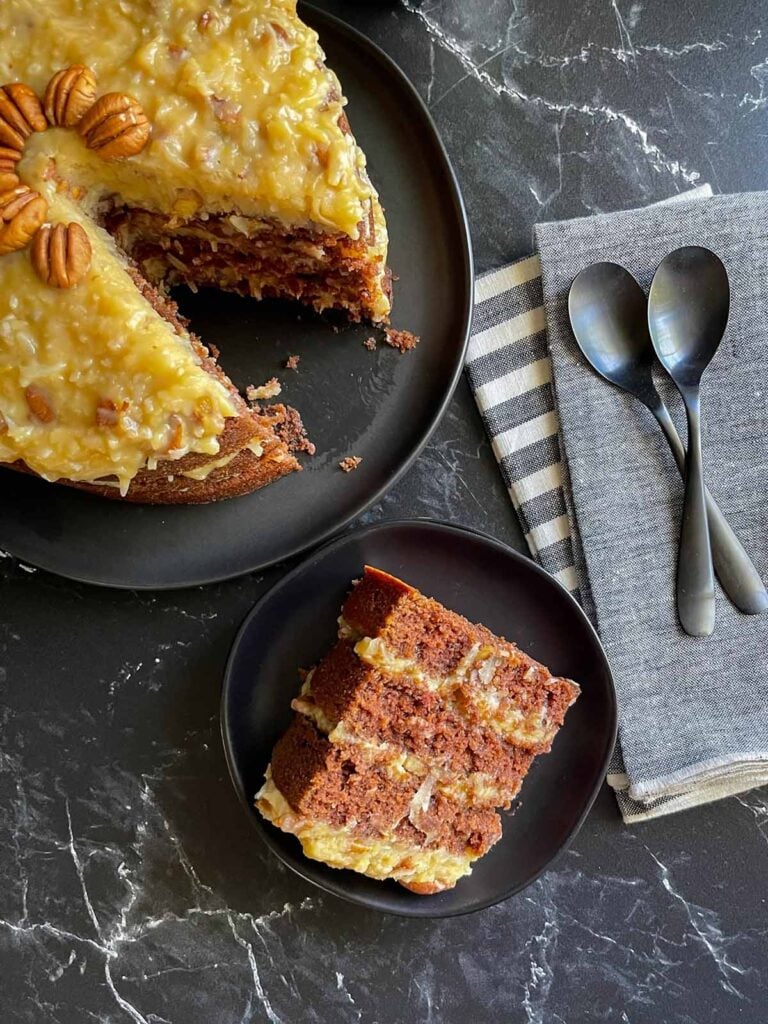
0,0,390,503
6,0,391,324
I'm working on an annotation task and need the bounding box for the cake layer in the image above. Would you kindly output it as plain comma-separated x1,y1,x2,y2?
341,567,580,753
256,771,477,894
104,205,391,322
295,639,534,807
263,714,501,889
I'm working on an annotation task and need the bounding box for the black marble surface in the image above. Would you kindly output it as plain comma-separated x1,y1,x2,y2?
2,1,768,1021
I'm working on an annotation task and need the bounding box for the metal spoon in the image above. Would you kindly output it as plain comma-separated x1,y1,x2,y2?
568,261,767,627
646,247,732,636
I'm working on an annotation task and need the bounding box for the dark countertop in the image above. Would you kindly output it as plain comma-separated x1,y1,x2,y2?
2,1,767,1021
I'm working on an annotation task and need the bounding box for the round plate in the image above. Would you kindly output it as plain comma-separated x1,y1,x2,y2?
221,520,617,918
0,7,472,589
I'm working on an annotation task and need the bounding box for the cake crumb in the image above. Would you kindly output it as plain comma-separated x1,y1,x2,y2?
208,343,221,360
363,336,377,351
384,327,419,353
339,455,362,473
247,378,281,401
284,354,300,371
268,404,316,456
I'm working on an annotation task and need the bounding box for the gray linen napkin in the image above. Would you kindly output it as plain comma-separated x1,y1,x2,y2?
467,187,768,822
533,190,768,820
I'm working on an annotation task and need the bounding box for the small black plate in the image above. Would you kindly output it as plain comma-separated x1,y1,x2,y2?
221,520,617,918
0,7,472,589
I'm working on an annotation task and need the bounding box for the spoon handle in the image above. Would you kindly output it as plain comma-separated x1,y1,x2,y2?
652,402,768,615
676,396,716,636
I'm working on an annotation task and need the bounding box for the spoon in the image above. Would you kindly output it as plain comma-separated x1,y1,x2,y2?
568,261,767,626
646,247,733,636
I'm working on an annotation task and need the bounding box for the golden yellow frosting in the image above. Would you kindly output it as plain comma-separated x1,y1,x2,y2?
1,0,385,239
0,179,236,491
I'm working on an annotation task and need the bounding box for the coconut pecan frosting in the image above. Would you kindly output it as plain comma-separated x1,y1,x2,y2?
0,64,150,288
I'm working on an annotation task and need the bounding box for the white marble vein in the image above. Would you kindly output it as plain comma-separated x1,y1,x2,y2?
402,0,704,186
645,848,749,999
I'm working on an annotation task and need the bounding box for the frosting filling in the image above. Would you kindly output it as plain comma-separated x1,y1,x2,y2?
256,770,477,891
345,627,558,750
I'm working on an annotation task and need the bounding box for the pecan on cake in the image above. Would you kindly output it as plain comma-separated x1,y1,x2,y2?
0,1,390,504
257,567,580,894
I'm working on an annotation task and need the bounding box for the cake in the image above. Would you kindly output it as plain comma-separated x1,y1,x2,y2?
0,0,390,502
257,567,580,894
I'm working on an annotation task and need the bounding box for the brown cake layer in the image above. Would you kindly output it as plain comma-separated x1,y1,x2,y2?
341,569,480,678
303,639,534,806
103,206,392,324
270,715,501,859
342,567,580,753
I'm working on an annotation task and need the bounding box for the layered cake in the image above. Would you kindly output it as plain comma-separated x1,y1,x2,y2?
0,0,390,502
257,567,580,894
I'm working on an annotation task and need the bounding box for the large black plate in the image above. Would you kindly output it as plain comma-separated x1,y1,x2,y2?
221,520,617,918
0,7,472,589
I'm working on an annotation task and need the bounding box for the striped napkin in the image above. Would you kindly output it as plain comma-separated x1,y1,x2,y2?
464,186,763,823
468,255,584,603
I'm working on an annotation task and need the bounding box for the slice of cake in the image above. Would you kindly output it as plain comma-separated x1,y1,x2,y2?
0,0,390,502
257,567,580,894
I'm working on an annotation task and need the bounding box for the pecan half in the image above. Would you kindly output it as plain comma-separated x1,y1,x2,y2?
0,144,21,172
0,185,48,255
44,65,97,128
0,83,46,150
25,385,55,424
0,143,21,189
31,221,92,288
78,93,150,160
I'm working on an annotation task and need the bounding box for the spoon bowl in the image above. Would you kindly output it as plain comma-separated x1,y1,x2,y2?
648,247,730,387
569,262,656,401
